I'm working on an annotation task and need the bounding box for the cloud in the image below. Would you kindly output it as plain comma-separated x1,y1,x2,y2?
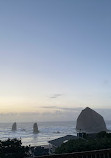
49,94,63,99
40,106,83,111
59,107,82,111
103,79,110,88
40,106,58,109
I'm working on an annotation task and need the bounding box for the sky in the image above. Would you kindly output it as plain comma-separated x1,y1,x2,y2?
0,0,111,122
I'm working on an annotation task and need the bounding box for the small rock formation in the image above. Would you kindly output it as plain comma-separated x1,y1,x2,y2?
76,107,107,133
12,122,17,131
21,129,26,131
33,123,39,134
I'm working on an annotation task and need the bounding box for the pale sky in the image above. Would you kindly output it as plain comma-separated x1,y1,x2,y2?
0,0,111,122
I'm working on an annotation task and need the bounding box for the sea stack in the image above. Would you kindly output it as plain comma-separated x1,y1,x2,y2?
76,107,107,133
33,123,39,134
12,122,17,131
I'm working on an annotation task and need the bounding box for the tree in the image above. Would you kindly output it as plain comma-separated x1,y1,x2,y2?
0,138,30,158
55,136,111,154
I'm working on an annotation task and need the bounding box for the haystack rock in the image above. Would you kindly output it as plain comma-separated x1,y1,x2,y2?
76,107,107,133
12,122,17,131
33,123,39,134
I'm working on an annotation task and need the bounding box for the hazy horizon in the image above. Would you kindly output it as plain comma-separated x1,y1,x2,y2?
0,0,111,122
0,107,111,123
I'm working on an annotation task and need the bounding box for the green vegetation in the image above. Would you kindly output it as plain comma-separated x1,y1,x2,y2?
0,138,30,158
55,132,111,154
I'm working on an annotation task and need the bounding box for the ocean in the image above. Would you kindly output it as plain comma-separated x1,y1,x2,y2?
0,121,111,146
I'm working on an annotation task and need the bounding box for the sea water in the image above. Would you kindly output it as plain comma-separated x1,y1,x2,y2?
0,121,111,146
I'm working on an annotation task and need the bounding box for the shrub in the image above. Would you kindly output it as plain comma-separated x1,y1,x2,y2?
0,138,30,158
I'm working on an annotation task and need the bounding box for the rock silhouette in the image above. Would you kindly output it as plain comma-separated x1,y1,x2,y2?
33,123,39,134
12,122,17,131
76,107,107,133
